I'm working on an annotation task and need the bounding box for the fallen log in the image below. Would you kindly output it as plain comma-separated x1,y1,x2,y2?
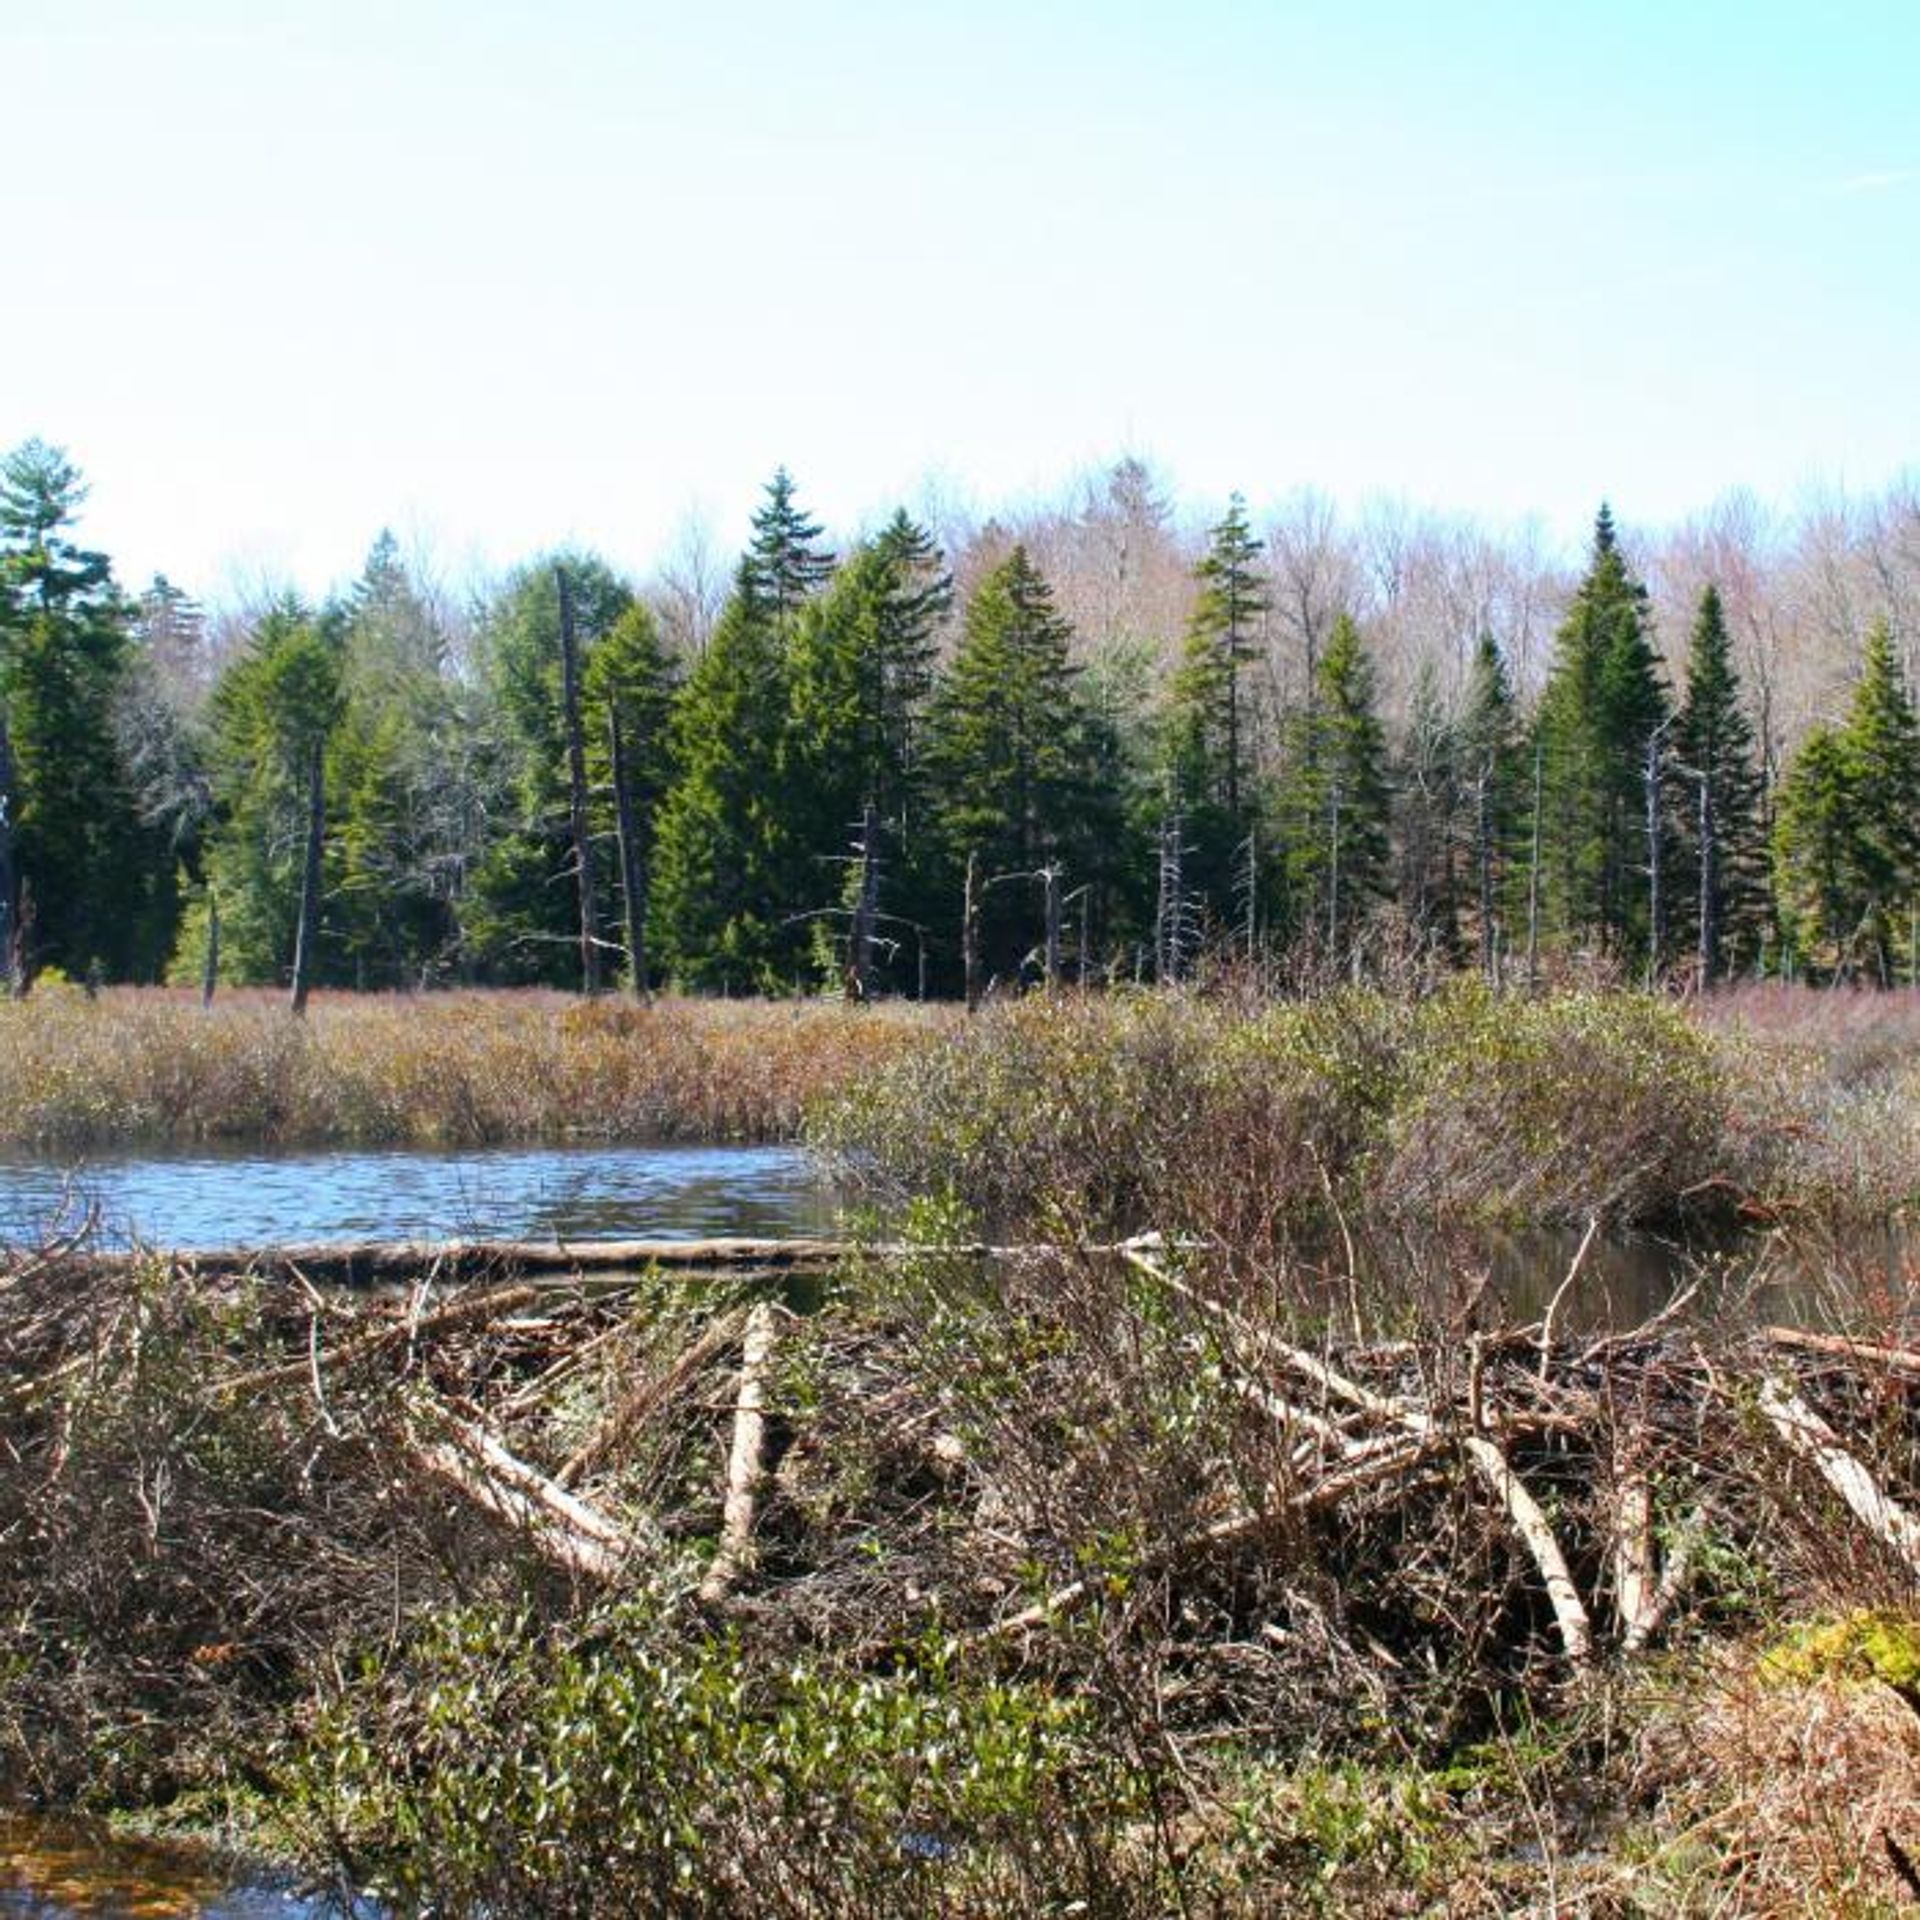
699,1302,784,1605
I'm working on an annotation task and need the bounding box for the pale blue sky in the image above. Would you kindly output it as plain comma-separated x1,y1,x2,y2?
5,0,1915,600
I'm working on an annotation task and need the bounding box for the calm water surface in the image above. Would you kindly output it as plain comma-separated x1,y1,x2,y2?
0,1142,830,1249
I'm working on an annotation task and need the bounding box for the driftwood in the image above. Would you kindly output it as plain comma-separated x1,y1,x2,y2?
699,1302,784,1605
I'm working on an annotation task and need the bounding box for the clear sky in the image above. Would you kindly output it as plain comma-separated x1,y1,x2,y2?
4,0,1916,601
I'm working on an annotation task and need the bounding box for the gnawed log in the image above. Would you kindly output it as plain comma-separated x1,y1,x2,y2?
1762,1326,1920,1380
1758,1376,1920,1575
413,1406,655,1580
699,1301,784,1605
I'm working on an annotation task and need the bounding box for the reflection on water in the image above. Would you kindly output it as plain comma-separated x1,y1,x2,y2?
0,1143,831,1250
0,1813,321,1918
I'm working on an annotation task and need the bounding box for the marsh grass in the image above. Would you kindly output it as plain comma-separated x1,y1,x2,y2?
0,987,942,1149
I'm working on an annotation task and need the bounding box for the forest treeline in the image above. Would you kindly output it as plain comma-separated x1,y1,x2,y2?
2,439,1918,998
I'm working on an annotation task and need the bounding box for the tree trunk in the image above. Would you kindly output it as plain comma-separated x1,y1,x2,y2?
1526,737,1543,993
1697,775,1717,989
608,708,649,1002
847,800,880,1003
963,849,982,1014
1042,863,1062,990
201,888,220,1010
289,739,325,1019
0,708,19,1000
1644,727,1664,986
556,566,602,996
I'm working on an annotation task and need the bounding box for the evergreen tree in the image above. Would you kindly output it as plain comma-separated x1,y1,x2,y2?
1394,659,1462,959
923,546,1113,981
464,554,632,984
650,566,796,991
586,601,680,992
0,440,175,979
1772,725,1858,980
745,467,835,624
191,598,344,984
1457,631,1522,977
1772,621,1920,982
1162,494,1266,940
1533,505,1670,959
782,517,952,984
1672,585,1767,983
1276,612,1391,953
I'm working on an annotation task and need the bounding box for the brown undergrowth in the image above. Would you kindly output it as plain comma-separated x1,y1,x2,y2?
0,987,940,1148
3,1223,1917,1914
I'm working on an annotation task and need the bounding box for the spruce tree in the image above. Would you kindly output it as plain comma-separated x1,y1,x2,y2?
923,546,1111,981
463,553,632,984
1672,585,1767,983
1458,631,1521,977
1162,494,1267,940
649,565,796,991
192,599,344,985
745,467,835,624
1534,506,1670,961
1772,621,1920,982
1276,612,1391,954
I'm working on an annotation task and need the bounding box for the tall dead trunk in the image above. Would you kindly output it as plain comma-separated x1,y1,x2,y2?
962,849,982,1014
201,888,220,1010
1644,725,1665,986
608,708,649,1002
556,566,602,996
1525,736,1544,993
1696,775,1718,990
847,801,880,1003
289,739,325,1019
1041,862,1062,991
0,708,19,1000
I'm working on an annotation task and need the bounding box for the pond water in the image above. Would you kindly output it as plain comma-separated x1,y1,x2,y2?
0,1142,831,1250
0,1813,328,1917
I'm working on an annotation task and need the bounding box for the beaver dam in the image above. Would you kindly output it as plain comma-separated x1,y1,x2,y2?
4,1220,1919,1915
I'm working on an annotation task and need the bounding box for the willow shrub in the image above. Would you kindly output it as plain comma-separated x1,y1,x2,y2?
811,984,1736,1235
281,1600,1158,1919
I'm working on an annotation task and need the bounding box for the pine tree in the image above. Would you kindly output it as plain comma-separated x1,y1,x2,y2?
1534,505,1670,960
1672,585,1767,983
745,467,835,624
0,440,175,979
650,566,796,991
1276,612,1391,953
